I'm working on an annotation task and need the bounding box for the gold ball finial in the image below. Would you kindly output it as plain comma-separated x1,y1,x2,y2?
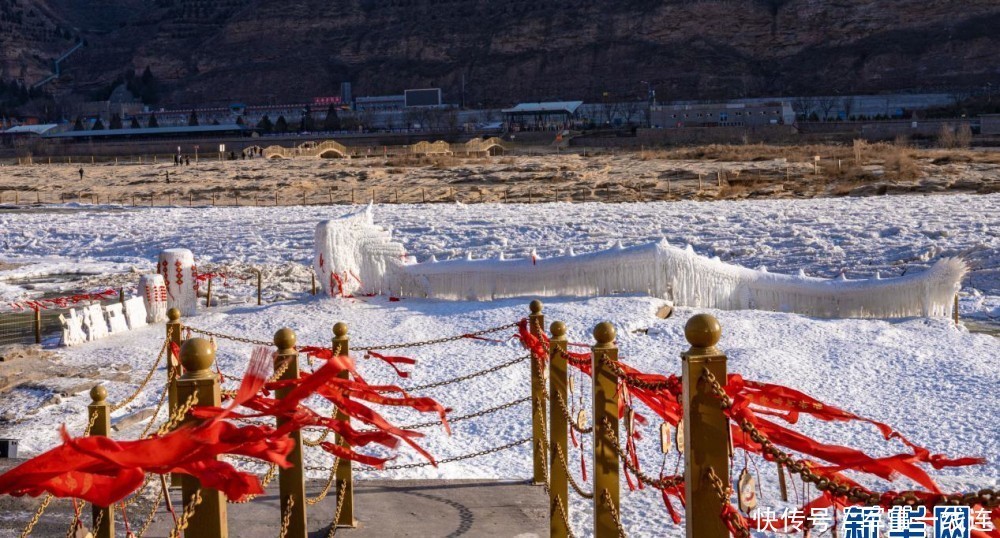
90,385,107,403
685,314,722,349
593,322,616,345
529,300,543,314
167,308,181,322
333,322,348,338
550,321,567,338
274,327,296,350
180,337,215,372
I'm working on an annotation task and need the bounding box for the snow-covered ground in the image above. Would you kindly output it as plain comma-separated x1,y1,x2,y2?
1,195,998,536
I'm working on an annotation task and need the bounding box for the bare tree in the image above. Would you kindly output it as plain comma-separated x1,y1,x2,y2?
815,96,838,120
792,97,815,120
620,101,643,126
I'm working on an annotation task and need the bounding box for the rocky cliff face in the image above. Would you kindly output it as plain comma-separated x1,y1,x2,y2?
11,0,1000,106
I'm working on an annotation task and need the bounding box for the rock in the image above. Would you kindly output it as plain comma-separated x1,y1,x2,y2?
0,344,54,363
112,409,157,432
656,304,674,319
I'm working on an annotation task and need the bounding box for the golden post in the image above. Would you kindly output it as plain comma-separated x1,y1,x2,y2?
88,385,114,538
548,321,569,538
177,338,228,537
682,313,729,538
166,308,183,487
528,300,546,485
332,322,356,527
592,321,620,537
206,277,213,309
275,328,307,538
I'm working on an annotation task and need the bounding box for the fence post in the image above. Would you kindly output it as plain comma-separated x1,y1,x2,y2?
528,300,546,485
311,273,317,296
592,321,620,537
176,338,228,537
166,308,183,487
953,294,959,325
549,321,569,538
206,278,213,308
256,270,263,305
33,308,42,344
332,322,356,527
682,313,729,538
88,385,114,538
274,328,307,538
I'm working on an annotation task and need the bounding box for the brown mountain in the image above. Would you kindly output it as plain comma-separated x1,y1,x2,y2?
8,0,1000,107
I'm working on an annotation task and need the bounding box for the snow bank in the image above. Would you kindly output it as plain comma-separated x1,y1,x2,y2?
316,207,966,319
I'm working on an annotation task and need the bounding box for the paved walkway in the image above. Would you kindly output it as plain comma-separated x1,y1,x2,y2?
0,475,548,537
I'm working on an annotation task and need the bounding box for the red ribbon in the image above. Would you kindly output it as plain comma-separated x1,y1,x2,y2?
9,289,117,312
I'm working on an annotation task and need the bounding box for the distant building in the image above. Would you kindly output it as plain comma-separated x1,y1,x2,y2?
1,123,58,148
354,95,406,112
651,101,794,128
404,88,442,107
982,114,1000,136
502,101,583,131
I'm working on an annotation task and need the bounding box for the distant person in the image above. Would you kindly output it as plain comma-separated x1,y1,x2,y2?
185,156,190,166
166,171,170,184
78,167,84,181
174,154,179,166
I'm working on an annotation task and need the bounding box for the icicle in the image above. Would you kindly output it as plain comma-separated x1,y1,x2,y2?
466,252,473,261
798,269,807,278
429,255,438,263
568,247,576,257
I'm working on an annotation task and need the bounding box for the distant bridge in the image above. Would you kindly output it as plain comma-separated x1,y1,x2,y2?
264,140,348,159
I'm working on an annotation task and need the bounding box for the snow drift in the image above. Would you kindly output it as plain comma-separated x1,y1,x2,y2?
314,207,966,319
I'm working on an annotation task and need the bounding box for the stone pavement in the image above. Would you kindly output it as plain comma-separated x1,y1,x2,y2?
0,475,549,537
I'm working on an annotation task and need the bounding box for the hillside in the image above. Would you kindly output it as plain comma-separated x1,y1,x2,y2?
7,0,1000,107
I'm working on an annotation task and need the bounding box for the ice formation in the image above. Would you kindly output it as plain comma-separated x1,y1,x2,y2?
82,304,109,341
140,274,168,323
123,297,148,330
105,303,129,335
314,207,966,319
59,309,87,347
157,249,197,316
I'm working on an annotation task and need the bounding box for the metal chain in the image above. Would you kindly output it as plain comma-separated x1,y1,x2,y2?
135,483,165,538
385,354,528,393
122,473,154,507
601,417,683,491
228,464,278,504
83,410,99,436
554,442,594,499
140,375,175,438
277,495,294,538
185,326,272,346
156,392,198,436
303,427,332,447
700,369,1000,509
372,437,532,470
167,488,203,538
356,321,520,351
325,481,348,538
601,354,679,393
19,494,52,538
307,457,340,505
111,340,168,412
600,488,628,538
186,321,519,353
361,395,531,432
90,504,106,537
707,466,751,538
555,391,593,434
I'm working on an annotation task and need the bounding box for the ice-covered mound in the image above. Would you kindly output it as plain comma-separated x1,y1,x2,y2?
314,206,966,319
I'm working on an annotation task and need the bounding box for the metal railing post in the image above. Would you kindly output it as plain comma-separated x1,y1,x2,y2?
528,299,546,485
176,338,228,537
592,322,620,537
33,308,42,344
332,322,356,527
682,313,729,538
88,385,114,538
274,328,307,538
166,308,182,487
549,321,569,538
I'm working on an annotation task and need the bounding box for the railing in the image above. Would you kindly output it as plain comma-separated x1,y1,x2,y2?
12,300,996,538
